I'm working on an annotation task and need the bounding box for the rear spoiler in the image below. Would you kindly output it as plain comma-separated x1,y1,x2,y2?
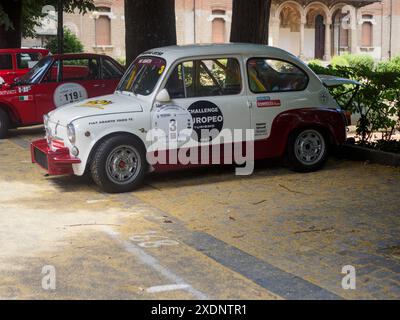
318,75,361,87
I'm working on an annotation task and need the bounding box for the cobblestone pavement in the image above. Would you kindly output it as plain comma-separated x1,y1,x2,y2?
0,126,399,299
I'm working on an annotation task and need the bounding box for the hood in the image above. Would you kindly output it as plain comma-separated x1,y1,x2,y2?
48,93,143,126
318,75,361,87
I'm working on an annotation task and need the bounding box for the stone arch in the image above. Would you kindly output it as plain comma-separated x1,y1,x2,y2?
274,0,304,20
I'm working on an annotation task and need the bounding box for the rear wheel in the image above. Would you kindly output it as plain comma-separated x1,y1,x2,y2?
286,128,328,172
90,135,147,193
0,109,9,139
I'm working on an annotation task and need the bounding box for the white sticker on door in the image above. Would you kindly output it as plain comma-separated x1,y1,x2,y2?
53,83,88,108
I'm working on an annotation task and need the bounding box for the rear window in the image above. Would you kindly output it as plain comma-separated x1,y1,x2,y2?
17,52,42,69
102,58,124,79
61,58,100,81
0,54,13,70
247,58,308,93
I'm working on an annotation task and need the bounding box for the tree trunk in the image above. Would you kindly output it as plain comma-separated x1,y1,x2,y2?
0,0,22,48
230,0,271,44
125,0,177,65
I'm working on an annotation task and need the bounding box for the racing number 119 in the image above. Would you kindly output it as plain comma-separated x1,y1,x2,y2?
64,91,81,103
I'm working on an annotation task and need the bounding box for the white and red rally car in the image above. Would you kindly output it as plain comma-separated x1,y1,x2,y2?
31,44,350,193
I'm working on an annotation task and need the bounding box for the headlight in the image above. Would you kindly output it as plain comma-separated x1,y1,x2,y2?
67,124,76,144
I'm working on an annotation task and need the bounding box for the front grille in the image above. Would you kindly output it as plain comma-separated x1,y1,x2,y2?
34,147,48,170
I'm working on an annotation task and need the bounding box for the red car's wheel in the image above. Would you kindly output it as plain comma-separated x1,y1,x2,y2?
0,109,9,139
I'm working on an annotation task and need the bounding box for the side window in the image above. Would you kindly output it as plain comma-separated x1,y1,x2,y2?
16,52,41,69
61,58,99,81
0,54,13,70
101,58,124,79
247,58,308,93
165,61,193,99
165,58,241,99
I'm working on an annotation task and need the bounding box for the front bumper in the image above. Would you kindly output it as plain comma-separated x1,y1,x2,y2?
31,139,81,175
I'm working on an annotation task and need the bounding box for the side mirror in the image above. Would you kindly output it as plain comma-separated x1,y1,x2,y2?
155,89,171,103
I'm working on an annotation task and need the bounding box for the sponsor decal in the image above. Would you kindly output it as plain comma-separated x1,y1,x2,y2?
187,100,224,142
18,85,32,94
152,105,193,143
19,95,33,101
0,89,17,96
53,83,88,108
79,100,113,110
256,96,281,108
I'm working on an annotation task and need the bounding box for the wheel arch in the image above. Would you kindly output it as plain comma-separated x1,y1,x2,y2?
84,131,147,174
0,101,20,126
267,108,346,158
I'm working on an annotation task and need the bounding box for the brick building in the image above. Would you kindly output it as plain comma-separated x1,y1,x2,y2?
22,0,399,61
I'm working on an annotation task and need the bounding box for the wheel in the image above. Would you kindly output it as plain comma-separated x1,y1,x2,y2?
90,135,147,193
286,128,328,172
0,109,9,139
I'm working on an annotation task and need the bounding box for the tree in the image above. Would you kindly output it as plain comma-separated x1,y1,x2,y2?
230,0,272,44
125,0,176,65
45,27,84,53
0,0,94,48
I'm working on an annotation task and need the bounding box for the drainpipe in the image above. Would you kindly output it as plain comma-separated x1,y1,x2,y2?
57,0,64,54
389,0,393,59
193,0,196,44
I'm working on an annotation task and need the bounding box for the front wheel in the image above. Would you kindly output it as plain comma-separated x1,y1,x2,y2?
286,128,329,172
90,135,147,193
0,109,9,139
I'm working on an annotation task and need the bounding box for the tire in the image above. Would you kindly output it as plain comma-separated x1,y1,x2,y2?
0,109,9,139
90,135,147,193
286,128,329,173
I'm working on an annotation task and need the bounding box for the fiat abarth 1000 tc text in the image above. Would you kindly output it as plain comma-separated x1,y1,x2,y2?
31,44,350,193
0,53,125,138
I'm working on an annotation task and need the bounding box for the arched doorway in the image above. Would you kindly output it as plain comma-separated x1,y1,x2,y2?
315,15,325,59
332,9,350,55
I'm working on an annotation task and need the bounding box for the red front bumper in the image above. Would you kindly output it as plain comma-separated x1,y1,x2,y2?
31,139,81,175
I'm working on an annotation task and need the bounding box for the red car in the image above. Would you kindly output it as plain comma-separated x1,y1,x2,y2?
0,48,50,85
0,53,124,138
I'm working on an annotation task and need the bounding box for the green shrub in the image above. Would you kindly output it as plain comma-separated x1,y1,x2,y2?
45,28,84,54
308,55,400,143
343,53,375,71
330,55,350,67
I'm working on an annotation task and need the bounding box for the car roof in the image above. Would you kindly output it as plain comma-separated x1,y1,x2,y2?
51,53,113,60
140,43,300,62
0,48,49,54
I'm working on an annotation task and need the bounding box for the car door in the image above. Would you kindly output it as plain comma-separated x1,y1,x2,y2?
154,56,250,162
34,57,99,121
245,57,309,141
0,53,16,84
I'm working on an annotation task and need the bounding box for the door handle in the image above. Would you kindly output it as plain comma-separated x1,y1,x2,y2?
247,101,253,109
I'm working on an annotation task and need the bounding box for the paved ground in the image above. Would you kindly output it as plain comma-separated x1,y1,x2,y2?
0,126,399,300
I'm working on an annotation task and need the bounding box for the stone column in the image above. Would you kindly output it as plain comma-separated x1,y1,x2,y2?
269,16,280,47
299,16,306,59
324,17,332,61
350,7,358,54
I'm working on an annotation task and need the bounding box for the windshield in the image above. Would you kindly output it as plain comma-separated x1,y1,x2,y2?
17,56,53,84
117,57,166,96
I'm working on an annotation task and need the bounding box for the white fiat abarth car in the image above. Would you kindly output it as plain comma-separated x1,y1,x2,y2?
31,44,349,193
